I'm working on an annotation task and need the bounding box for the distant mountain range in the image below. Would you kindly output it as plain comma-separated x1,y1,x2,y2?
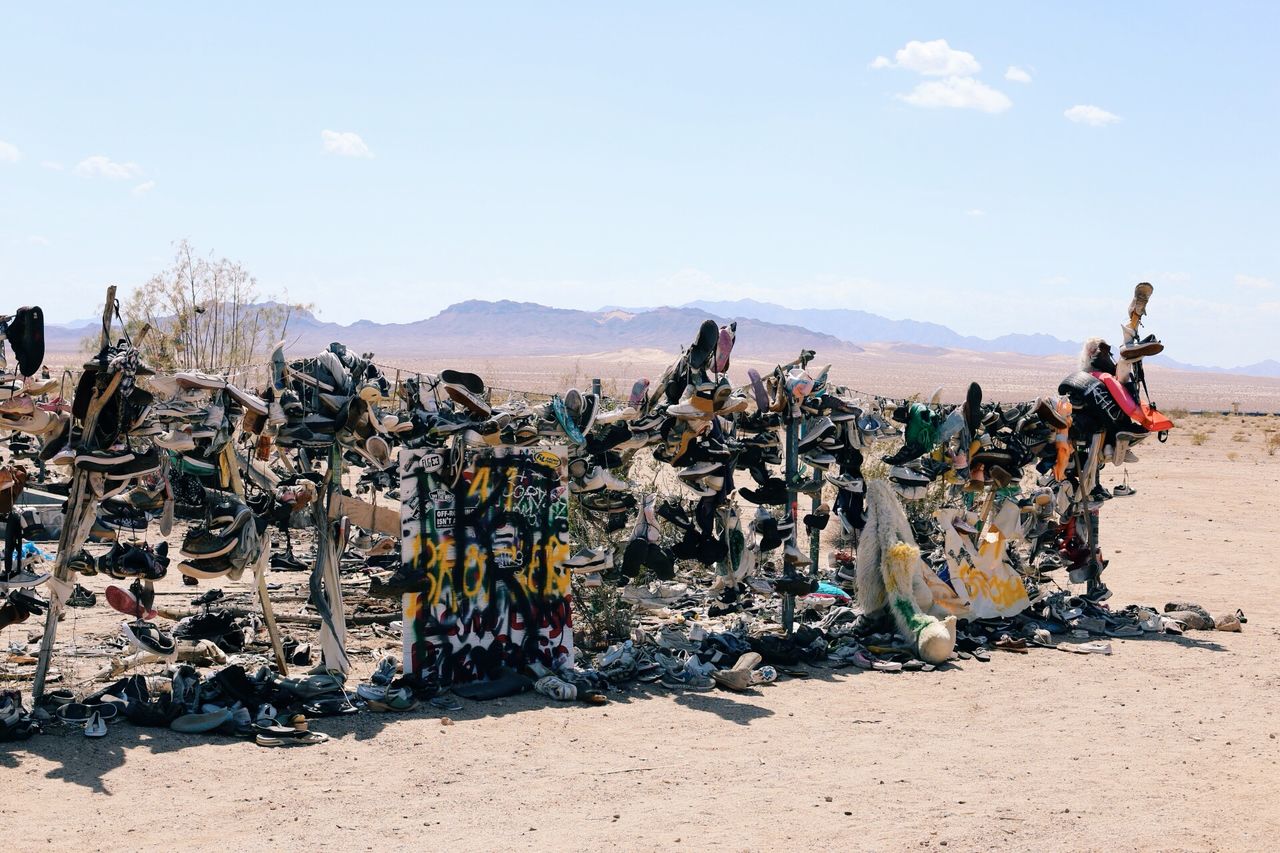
39,300,862,363
609,298,1280,379
38,298,1280,379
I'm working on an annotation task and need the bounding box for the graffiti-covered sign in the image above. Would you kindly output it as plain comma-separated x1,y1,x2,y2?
399,445,572,685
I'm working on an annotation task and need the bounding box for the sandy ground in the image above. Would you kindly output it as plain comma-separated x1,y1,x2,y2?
3,415,1280,852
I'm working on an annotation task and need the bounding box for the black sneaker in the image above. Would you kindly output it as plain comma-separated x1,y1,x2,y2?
740,477,787,506
104,448,162,479
191,588,226,607
181,527,238,559
686,319,719,373
439,369,490,417
67,584,96,608
121,621,176,656
74,445,135,473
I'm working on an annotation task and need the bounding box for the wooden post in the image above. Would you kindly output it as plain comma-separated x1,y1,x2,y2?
33,288,141,698
221,442,288,675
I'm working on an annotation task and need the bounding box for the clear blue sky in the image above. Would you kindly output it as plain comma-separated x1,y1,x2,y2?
1,2,1276,367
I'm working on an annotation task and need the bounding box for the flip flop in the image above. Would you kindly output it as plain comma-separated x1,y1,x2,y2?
84,710,108,738
301,697,358,718
255,731,329,747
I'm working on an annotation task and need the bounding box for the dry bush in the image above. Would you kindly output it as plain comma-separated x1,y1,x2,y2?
101,239,308,377
1227,452,1240,462
1266,432,1280,456
1190,431,1209,446
1232,433,1248,443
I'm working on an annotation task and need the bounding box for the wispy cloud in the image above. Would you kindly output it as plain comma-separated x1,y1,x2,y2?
873,39,1011,114
871,39,981,77
1064,105,1121,126
74,154,143,179
1235,273,1275,290
321,130,373,158
40,160,64,171
965,208,985,217
132,180,156,196
27,235,50,247
1004,66,1032,83
0,140,20,163
900,77,1012,113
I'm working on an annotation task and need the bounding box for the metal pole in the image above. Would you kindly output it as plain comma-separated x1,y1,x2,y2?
808,460,822,580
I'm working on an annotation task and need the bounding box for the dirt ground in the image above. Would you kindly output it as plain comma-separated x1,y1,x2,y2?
3,414,1280,852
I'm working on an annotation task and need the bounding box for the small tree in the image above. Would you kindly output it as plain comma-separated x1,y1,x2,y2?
105,240,307,377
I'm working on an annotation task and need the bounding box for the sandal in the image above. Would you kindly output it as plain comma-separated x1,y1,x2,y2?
256,731,329,747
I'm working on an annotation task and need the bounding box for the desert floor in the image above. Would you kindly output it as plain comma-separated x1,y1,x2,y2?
3,414,1280,852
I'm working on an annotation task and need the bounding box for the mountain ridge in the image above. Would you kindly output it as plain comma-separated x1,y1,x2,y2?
37,298,1279,378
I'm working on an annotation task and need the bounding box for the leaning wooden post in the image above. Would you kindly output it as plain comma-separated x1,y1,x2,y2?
33,288,145,698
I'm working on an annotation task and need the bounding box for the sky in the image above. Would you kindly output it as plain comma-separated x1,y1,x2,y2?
1,2,1277,368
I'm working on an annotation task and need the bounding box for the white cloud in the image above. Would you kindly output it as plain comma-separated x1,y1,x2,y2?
40,160,64,170
871,39,981,77
74,155,143,179
1064,105,1121,126
1235,273,1275,290
1005,66,1032,83
965,208,985,217
0,140,20,163
900,77,1012,113
132,180,156,196
27,235,50,247
321,130,373,158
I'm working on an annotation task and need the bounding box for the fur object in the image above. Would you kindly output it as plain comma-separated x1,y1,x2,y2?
857,480,957,663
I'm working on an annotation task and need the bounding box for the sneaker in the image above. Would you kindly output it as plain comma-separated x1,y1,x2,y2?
889,465,931,487
177,554,235,580
1112,483,1136,497
103,448,161,479
439,369,490,417
175,370,225,390
74,445,135,473
225,383,267,416
67,584,96,608
156,425,196,452
564,547,614,573
121,621,177,656
667,381,718,419
181,528,238,559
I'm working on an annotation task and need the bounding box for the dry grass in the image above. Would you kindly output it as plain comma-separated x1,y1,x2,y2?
1266,432,1280,457
1190,431,1209,446
1228,451,1240,462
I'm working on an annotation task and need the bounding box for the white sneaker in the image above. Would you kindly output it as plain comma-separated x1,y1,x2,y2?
156,426,196,452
